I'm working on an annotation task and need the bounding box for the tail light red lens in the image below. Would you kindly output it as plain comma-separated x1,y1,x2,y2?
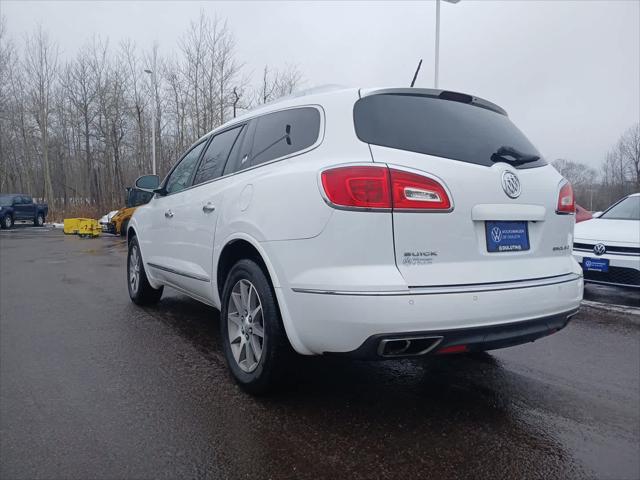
321,166,391,209
556,181,575,214
321,165,451,211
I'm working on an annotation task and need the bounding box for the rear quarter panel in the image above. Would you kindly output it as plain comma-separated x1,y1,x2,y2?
213,91,371,245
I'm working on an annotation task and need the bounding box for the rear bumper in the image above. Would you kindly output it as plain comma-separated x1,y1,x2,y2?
334,309,578,359
280,273,583,355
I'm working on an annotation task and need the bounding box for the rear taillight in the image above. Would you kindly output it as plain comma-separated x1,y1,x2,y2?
320,165,451,211
556,181,575,214
390,169,451,210
321,165,391,209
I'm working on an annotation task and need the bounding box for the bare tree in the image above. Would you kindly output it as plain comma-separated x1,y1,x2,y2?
63,43,99,205
619,123,640,188
23,26,58,208
552,158,599,209
179,11,207,137
1,12,302,217
122,40,149,175
256,64,303,105
0,16,16,191
552,159,598,189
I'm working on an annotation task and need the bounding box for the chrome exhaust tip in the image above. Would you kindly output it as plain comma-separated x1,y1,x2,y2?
377,336,444,358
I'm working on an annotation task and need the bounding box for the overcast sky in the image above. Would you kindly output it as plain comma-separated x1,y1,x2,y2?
2,0,639,169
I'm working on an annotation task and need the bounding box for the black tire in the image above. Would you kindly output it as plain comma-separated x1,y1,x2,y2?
120,219,129,237
127,236,163,305
34,213,45,227
220,259,291,395
1,215,13,229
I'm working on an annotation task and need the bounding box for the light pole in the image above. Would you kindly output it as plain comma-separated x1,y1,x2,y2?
144,67,157,175
434,0,460,89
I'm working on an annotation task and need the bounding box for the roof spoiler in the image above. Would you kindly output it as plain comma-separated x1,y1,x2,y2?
359,88,508,116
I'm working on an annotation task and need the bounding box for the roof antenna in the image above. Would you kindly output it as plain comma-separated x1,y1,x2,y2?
410,59,423,87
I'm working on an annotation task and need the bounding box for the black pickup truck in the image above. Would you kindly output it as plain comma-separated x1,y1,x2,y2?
0,194,49,229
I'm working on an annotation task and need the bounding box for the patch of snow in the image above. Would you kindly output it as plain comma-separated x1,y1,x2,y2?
581,299,640,317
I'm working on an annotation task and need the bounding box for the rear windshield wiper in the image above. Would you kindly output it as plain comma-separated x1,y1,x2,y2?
491,146,540,165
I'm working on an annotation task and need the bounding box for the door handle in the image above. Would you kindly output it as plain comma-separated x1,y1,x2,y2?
202,203,216,213
164,209,174,218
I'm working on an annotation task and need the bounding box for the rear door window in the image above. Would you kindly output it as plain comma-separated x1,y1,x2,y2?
194,126,243,185
354,94,545,169
249,107,321,167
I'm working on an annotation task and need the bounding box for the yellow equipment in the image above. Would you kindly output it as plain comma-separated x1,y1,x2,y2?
63,218,101,238
64,218,89,235
77,219,101,238
109,187,154,236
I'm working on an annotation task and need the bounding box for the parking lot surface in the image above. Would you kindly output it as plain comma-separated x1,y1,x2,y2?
1,226,639,480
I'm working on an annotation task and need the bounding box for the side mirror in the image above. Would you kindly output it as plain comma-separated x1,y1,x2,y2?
134,174,160,192
592,211,602,218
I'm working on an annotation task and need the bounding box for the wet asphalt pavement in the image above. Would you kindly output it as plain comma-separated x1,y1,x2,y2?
1,226,639,480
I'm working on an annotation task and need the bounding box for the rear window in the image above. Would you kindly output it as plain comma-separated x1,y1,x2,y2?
249,107,321,167
354,94,545,168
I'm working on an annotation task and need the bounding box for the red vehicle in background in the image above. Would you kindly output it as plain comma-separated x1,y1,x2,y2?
575,204,593,223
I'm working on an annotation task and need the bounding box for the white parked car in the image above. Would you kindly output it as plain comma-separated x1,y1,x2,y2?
99,210,119,231
573,193,640,288
127,87,583,393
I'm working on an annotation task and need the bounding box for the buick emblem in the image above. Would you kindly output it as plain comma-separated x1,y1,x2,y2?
593,243,606,256
502,171,521,199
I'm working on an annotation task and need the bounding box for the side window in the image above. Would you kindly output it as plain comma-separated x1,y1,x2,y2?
223,121,254,175
23,196,33,204
250,107,321,167
193,126,243,186
13,196,22,205
165,141,207,194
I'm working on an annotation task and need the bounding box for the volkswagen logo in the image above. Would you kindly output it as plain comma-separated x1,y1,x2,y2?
502,171,521,199
593,243,606,256
491,226,502,243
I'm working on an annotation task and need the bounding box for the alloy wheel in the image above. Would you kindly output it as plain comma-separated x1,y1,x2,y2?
227,279,265,373
129,245,140,294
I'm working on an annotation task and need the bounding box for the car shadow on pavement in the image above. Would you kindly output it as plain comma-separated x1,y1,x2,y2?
136,290,585,479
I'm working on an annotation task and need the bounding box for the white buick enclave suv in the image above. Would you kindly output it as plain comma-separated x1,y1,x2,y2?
127,87,583,393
